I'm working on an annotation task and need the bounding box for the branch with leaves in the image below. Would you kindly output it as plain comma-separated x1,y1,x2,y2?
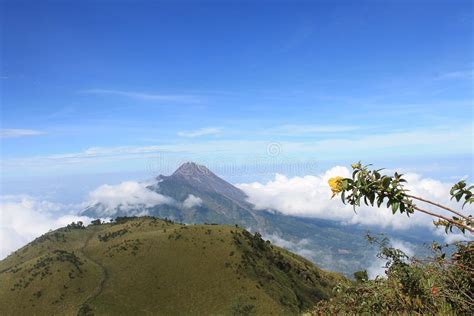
328,162,473,234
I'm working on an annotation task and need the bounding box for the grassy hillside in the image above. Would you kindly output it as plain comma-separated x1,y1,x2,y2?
0,217,344,315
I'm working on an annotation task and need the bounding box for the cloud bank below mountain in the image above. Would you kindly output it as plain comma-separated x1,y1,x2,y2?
1,166,470,260
237,166,470,234
84,181,175,217
0,195,93,259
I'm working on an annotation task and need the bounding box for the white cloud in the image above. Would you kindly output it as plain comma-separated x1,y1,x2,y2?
435,69,474,81
84,181,175,217
238,166,473,236
178,127,222,138
263,233,312,259
182,194,202,208
434,227,471,244
81,89,199,103
0,181,174,259
238,166,353,220
0,195,93,259
2,124,472,174
292,124,473,158
1,145,168,168
270,124,360,135
0,129,45,139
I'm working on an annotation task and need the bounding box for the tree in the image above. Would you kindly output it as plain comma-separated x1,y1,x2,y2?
91,219,101,225
66,221,85,230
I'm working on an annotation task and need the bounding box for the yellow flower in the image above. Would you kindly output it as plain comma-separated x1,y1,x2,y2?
328,176,344,198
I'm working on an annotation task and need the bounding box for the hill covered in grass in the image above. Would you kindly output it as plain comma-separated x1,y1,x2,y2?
0,217,344,315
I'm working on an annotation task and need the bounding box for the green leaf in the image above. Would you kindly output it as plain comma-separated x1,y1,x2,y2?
377,197,383,208
391,202,399,214
369,192,375,205
450,186,456,195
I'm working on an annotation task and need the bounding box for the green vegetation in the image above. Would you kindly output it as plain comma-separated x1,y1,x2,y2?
0,217,341,315
232,230,343,313
312,236,473,314
317,163,474,315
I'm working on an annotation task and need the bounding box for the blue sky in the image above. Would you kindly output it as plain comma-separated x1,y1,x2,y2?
1,0,473,192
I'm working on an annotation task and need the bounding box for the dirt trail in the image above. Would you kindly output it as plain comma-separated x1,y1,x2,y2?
77,229,109,315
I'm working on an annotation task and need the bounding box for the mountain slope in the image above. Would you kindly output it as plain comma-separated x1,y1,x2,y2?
0,217,344,315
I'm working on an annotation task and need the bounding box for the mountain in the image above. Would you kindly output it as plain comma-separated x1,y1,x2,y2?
0,217,344,315
165,162,249,203
82,162,432,276
83,162,263,228
149,162,264,227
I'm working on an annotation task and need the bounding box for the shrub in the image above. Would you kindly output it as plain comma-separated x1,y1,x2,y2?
353,270,368,283
315,162,474,314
